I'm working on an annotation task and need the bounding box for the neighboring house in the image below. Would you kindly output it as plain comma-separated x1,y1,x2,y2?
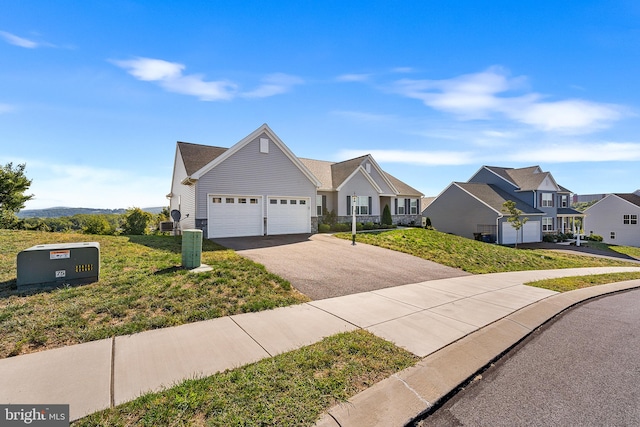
584,192,640,247
168,124,423,238
423,165,584,245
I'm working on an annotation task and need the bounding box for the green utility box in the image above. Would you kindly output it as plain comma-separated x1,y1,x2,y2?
17,242,100,291
182,229,203,269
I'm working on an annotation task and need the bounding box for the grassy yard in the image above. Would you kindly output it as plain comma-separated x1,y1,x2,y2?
341,228,639,274
75,330,418,427
0,230,309,359
527,272,640,292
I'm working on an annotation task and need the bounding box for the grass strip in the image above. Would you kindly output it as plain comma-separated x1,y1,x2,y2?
526,272,640,292
339,228,638,274
0,230,308,359
74,330,419,426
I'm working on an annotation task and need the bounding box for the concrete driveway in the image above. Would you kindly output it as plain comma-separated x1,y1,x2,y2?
213,233,470,300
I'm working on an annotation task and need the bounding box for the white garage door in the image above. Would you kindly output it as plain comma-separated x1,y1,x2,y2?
502,221,541,244
208,195,263,238
267,197,311,235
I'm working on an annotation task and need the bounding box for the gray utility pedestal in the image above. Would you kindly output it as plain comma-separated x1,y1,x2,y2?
17,242,100,291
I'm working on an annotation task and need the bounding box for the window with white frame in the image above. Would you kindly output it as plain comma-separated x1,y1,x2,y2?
541,193,553,207
355,196,369,215
560,195,568,207
316,195,323,216
397,198,405,215
623,214,638,225
542,217,554,232
410,199,418,215
611,231,616,240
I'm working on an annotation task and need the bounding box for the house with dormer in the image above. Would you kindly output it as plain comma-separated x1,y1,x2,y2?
422,165,583,245
168,124,423,238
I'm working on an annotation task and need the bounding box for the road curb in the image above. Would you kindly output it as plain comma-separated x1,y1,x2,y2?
314,279,640,427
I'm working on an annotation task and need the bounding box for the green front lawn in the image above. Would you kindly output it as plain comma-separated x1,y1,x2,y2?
340,228,638,274
75,330,418,427
0,230,308,359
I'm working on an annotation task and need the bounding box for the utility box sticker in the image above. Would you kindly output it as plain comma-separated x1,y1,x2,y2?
50,250,70,260
55,270,66,278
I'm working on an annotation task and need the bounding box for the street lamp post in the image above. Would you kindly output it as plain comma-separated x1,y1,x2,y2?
352,193,357,245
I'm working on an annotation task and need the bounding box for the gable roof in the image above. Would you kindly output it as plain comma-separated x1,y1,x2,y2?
299,156,421,196
183,124,321,187
482,165,563,192
177,142,228,176
614,193,640,208
455,182,544,215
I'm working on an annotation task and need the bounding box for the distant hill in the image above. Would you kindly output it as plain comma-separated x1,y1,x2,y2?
17,207,166,219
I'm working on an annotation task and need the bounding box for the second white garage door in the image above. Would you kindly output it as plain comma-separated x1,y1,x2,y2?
267,197,311,235
501,221,541,244
208,195,263,238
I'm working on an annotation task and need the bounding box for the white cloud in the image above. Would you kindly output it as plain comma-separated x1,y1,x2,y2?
338,149,475,166
0,103,14,114
505,142,640,163
331,110,396,122
241,73,304,98
0,30,38,48
113,57,237,101
113,57,302,101
336,73,371,82
391,66,626,133
20,161,167,210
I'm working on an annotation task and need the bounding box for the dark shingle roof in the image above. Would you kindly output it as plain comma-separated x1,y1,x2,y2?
615,193,640,208
178,142,227,176
456,182,543,214
385,172,422,197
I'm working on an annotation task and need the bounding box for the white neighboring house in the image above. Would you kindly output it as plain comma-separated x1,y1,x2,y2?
584,192,640,247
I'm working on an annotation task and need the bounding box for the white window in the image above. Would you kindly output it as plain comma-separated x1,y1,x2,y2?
355,196,369,215
238,198,247,204
260,137,269,153
290,199,297,205
225,198,234,204
397,198,405,215
299,199,306,205
270,199,277,205
541,193,553,207
212,197,222,203
560,195,568,208
410,199,418,215
250,198,259,204
316,195,323,216
542,217,554,232
623,214,638,225
280,199,287,204
611,232,616,240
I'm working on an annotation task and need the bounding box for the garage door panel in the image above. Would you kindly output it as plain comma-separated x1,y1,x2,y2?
208,196,262,238
267,197,311,235
502,221,541,244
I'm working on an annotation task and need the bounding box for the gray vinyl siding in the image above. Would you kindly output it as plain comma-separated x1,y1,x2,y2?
362,161,395,194
170,148,196,230
337,171,380,216
195,133,317,219
584,195,640,247
423,184,499,240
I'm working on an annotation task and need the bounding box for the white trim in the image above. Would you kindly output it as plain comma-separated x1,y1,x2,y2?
191,124,322,188
336,166,383,193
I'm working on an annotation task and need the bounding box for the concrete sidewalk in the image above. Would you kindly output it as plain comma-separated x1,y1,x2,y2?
1,267,639,422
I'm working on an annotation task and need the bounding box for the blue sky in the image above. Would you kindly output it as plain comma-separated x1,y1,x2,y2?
2,1,640,210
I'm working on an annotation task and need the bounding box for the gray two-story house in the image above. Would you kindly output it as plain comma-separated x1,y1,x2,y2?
423,165,583,244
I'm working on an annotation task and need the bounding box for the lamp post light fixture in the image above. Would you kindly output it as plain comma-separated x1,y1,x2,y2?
352,193,357,245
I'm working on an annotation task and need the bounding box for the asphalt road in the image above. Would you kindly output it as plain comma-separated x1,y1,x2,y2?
213,233,470,300
414,288,640,426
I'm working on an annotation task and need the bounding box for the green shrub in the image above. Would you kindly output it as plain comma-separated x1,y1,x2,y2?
542,234,556,242
332,223,351,232
587,234,603,242
318,223,330,233
382,204,392,226
83,215,114,235
363,222,375,230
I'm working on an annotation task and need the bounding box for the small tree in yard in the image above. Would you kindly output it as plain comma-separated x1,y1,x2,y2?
0,163,34,229
382,204,393,226
122,207,153,235
501,200,528,248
